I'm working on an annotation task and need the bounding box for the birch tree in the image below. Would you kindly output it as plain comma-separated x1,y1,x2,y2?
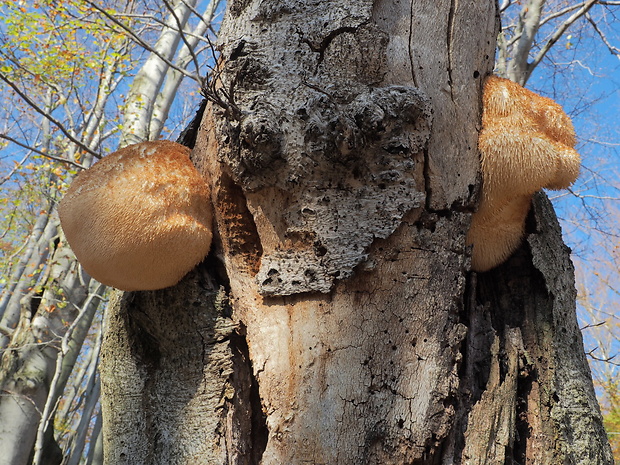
99,0,614,463
0,4,130,462
497,0,620,85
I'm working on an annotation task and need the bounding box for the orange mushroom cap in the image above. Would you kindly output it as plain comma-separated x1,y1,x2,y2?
58,140,213,291
467,76,580,272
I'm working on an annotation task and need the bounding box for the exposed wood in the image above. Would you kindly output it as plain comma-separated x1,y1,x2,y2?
196,0,496,462
472,192,613,464
462,327,521,464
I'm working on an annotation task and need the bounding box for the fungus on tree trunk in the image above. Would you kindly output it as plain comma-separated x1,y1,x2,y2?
58,140,213,291
466,76,581,272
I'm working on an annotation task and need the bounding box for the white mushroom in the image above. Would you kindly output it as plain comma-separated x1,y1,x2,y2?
466,76,581,272
58,140,213,291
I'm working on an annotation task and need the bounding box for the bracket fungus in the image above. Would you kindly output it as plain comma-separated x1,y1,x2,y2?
466,76,580,272
58,140,213,291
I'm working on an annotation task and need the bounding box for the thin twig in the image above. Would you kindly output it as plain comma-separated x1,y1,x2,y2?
586,349,620,366
84,0,201,84
0,151,31,186
539,2,589,27
581,320,608,330
585,11,620,57
0,74,100,159
0,134,87,170
529,0,599,77
160,0,206,87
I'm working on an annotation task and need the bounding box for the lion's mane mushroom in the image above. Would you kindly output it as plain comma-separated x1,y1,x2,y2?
466,75,581,272
58,140,213,291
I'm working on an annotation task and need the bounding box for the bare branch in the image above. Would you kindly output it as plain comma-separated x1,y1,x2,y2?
581,320,608,330
585,136,620,147
0,74,100,159
200,38,242,120
528,0,599,81
496,32,509,77
586,348,620,367
0,150,30,186
161,0,205,86
0,134,87,170
539,2,589,27
84,0,201,84
585,11,620,58
499,0,512,13
113,14,214,45
177,0,217,26
508,0,545,84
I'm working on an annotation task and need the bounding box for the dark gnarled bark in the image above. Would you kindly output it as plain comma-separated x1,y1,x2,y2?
464,193,612,464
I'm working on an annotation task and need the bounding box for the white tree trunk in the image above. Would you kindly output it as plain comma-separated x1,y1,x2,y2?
0,50,125,465
0,3,208,462
121,0,198,146
149,0,223,139
507,0,545,84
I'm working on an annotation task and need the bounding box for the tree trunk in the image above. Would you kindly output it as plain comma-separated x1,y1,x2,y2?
0,236,101,465
121,0,199,147
100,1,613,463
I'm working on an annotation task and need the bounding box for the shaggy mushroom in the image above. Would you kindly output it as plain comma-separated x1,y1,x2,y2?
466,76,581,272
58,140,213,291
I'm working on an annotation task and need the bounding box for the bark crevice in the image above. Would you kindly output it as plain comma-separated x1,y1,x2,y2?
229,329,268,464
465,192,613,464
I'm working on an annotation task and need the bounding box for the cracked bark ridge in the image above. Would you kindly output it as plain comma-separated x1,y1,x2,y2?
465,192,614,464
99,269,263,465
528,192,613,464
215,36,431,295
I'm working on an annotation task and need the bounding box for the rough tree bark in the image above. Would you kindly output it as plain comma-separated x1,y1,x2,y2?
100,1,613,464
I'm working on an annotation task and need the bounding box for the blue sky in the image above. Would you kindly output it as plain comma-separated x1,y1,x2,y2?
527,15,620,387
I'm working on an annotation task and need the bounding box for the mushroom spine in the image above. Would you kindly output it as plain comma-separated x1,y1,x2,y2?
466,76,580,272
58,140,213,291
